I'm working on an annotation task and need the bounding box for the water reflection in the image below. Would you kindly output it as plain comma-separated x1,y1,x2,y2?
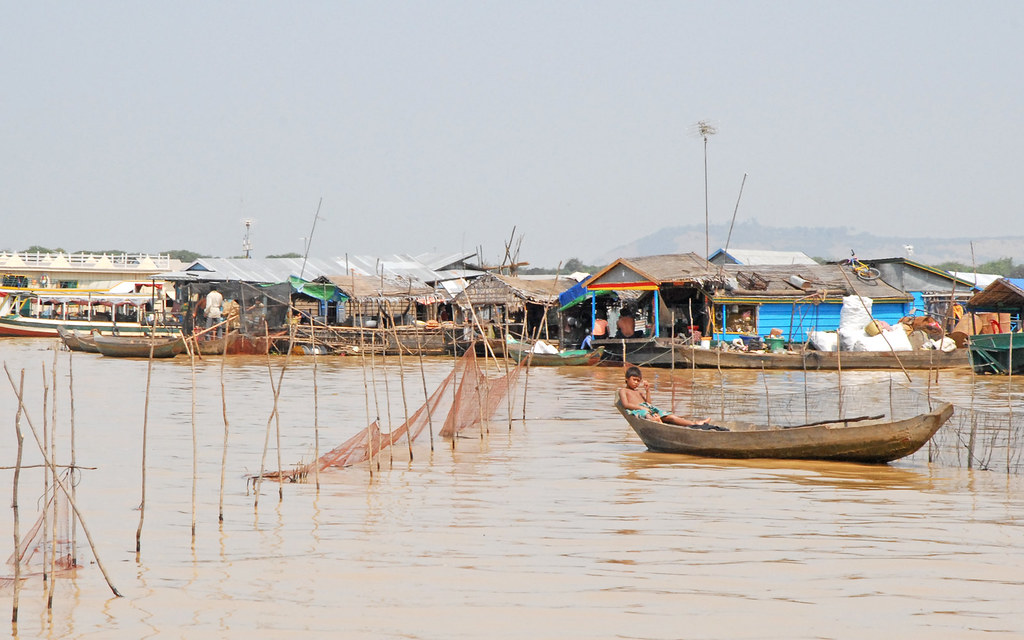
1,338,1023,638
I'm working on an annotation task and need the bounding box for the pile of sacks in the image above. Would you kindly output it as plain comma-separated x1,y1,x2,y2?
808,296,956,352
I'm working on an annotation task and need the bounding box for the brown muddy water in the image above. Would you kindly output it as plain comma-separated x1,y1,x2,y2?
1,338,1023,639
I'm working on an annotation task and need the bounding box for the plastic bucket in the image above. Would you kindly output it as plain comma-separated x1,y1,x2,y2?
764,336,785,353
700,337,712,350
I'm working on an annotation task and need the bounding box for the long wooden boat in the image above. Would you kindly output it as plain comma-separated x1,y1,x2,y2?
617,401,954,463
92,334,185,358
508,344,604,366
595,337,969,370
56,326,100,353
0,287,176,338
967,333,1024,375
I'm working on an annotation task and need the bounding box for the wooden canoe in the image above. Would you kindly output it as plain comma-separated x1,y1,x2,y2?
508,345,604,366
92,334,185,358
57,326,100,353
617,401,953,463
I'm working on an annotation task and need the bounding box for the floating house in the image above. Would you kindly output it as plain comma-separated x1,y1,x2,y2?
582,253,914,345
453,273,577,342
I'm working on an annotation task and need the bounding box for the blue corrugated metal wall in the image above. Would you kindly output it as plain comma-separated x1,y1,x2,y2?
716,300,912,342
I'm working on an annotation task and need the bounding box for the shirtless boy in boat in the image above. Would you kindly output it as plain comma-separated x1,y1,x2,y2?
618,366,713,427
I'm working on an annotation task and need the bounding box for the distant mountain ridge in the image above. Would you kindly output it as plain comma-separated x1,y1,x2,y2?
593,220,1023,267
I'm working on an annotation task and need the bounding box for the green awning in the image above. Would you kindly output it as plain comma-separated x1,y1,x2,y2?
288,276,348,302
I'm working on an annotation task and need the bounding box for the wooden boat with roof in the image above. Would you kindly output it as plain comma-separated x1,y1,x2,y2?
617,400,953,463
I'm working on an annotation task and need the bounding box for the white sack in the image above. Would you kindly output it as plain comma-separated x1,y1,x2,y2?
849,327,914,352
808,330,838,352
839,295,873,332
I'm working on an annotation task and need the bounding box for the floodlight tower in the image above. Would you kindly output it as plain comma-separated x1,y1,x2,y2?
696,120,717,266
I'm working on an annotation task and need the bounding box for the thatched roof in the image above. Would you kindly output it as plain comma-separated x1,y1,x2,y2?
966,278,1024,312
454,273,577,308
322,274,443,303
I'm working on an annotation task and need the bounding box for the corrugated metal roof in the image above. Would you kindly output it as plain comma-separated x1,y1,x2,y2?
711,248,817,265
949,272,1002,289
182,255,461,286
184,257,346,283
715,263,911,301
412,251,478,271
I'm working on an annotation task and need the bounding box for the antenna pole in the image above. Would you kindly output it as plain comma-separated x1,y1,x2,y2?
300,197,323,280
697,120,718,269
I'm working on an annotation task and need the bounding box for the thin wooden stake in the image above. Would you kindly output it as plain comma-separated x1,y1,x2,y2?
136,328,156,554
12,370,25,626
4,365,122,597
310,314,321,490
219,338,230,520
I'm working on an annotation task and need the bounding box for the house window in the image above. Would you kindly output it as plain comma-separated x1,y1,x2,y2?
723,304,757,335
2,274,29,288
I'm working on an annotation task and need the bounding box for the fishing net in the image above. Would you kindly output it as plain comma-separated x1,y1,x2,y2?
268,347,523,481
2,478,77,588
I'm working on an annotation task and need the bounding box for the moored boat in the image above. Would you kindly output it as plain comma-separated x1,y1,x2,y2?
56,326,100,353
595,337,969,370
0,287,176,339
617,401,954,463
507,342,604,366
92,334,185,358
967,332,1024,375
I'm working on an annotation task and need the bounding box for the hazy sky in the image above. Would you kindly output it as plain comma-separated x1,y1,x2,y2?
3,2,1022,267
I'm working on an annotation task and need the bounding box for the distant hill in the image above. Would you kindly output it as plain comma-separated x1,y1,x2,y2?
593,220,1024,268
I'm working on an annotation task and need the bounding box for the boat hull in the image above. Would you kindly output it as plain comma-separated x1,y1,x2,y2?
619,402,953,463
967,332,1024,375
595,337,969,370
92,334,185,358
508,346,604,366
0,315,177,339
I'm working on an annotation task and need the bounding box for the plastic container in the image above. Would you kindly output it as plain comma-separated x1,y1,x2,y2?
764,336,785,353
700,337,712,349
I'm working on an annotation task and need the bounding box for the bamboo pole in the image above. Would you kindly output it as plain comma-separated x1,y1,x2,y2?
761,362,770,426
184,330,198,541
502,306,512,431
254,319,292,507
12,370,25,626
67,349,78,565
670,311,676,412
41,363,49,589
47,354,57,609
219,335,230,520
136,325,156,553
369,311,384,468
378,309,394,466
386,302,414,461
310,314,321,489
4,365,122,597
415,320,435,451
353,275,375,477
